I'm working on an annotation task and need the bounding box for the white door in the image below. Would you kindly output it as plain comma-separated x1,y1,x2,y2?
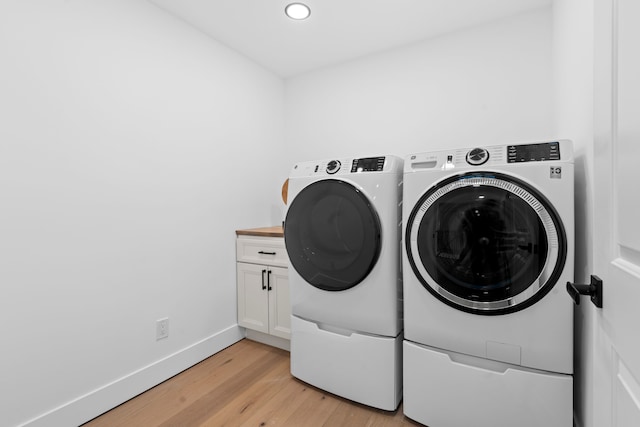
593,0,640,425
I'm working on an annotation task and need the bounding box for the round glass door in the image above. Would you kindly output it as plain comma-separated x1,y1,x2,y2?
284,179,381,291
405,172,567,315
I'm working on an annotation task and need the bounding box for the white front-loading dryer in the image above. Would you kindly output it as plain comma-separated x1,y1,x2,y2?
402,140,574,426
284,155,403,411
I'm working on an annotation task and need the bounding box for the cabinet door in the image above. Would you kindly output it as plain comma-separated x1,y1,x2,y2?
237,262,269,334
268,266,291,340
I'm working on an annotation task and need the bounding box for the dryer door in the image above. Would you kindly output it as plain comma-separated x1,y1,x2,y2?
285,179,381,291
405,172,567,315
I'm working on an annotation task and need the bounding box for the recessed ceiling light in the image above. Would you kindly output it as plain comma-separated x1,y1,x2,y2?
285,3,311,20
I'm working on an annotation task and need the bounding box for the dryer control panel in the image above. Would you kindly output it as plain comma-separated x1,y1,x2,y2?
321,157,386,174
290,155,404,178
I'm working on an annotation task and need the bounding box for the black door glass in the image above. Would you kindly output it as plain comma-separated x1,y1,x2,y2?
417,185,548,302
284,179,381,291
405,172,568,315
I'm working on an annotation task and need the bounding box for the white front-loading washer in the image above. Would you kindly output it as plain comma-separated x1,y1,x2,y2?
402,140,574,426
284,155,403,411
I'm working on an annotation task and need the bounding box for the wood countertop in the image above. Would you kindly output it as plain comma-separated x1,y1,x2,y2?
235,226,284,238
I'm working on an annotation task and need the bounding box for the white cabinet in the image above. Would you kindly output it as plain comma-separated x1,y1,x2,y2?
236,234,291,341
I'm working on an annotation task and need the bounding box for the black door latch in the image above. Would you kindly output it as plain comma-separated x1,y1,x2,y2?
566,275,603,308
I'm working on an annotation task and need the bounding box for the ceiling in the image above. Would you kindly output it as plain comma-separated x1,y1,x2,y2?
148,0,552,78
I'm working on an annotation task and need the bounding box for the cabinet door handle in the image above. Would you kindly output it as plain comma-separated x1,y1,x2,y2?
261,269,267,290
267,270,272,291
258,251,276,255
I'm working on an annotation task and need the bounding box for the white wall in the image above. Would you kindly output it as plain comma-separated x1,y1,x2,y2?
552,1,595,426
284,7,555,164
0,1,285,426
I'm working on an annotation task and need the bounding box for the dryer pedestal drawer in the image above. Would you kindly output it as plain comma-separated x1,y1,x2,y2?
403,341,573,427
290,316,402,411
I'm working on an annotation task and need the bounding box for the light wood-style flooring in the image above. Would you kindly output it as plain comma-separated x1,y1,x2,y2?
82,339,422,426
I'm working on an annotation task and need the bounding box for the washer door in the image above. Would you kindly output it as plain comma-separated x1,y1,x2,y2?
405,172,567,315
285,179,381,291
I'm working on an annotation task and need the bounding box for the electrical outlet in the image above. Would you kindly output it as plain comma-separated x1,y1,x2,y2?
156,317,169,341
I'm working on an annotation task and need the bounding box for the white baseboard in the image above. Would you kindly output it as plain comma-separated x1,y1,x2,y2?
19,325,244,427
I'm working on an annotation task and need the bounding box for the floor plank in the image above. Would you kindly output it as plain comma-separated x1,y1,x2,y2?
82,339,422,426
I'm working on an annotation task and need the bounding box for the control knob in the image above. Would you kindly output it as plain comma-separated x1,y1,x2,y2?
326,160,341,174
466,148,489,166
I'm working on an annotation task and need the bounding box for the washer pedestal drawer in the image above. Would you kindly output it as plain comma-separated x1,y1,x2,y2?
403,340,573,427
290,315,402,411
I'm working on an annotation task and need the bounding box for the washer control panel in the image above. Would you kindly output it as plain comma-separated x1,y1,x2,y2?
407,141,566,172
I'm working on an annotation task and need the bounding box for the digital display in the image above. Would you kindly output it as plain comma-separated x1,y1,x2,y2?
507,141,560,163
351,157,386,172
